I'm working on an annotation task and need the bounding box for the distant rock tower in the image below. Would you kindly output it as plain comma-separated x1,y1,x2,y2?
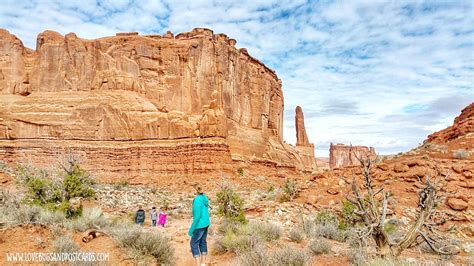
294,106,317,170
295,106,310,146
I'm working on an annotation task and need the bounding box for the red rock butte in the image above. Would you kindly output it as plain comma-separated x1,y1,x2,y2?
0,28,317,181
329,143,376,169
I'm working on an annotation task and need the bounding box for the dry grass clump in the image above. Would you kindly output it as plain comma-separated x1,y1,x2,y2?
250,221,282,242
108,224,174,264
271,247,311,266
289,227,305,243
308,238,331,255
53,235,80,253
237,246,311,266
215,219,282,254
67,207,108,232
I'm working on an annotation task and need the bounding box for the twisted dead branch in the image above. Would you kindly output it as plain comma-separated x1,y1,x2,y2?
340,151,459,257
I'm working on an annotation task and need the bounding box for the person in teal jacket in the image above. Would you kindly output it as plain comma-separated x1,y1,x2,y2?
188,184,210,265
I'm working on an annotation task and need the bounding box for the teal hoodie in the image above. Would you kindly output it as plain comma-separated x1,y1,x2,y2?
188,194,210,236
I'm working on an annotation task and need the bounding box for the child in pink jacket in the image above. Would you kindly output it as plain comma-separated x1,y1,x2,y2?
158,207,167,227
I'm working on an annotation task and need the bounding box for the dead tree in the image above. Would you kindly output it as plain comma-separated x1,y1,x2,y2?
340,153,459,257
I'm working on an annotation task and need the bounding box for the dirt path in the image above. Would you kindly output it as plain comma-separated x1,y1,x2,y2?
148,217,230,265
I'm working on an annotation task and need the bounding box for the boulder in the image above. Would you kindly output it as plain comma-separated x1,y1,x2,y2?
446,198,468,211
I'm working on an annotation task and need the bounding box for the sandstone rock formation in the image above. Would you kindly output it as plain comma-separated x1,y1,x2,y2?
329,143,376,169
418,102,473,160
295,106,310,146
294,106,316,170
0,28,316,179
427,103,474,144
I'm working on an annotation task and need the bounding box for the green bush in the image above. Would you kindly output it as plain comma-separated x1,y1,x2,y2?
280,178,299,202
315,211,339,226
113,179,129,189
341,200,358,228
309,238,331,255
237,168,244,177
216,183,246,223
14,162,95,218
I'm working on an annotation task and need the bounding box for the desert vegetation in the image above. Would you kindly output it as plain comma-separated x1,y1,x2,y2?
0,160,175,265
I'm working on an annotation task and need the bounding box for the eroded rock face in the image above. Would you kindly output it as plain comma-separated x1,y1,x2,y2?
294,106,316,170
295,106,310,146
0,28,316,178
329,143,376,169
427,103,474,144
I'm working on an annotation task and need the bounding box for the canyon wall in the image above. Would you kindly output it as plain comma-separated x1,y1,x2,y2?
0,28,316,179
329,143,376,169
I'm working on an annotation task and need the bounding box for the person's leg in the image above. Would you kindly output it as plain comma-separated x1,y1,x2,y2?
190,228,205,265
152,220,156,226
198,227,208,265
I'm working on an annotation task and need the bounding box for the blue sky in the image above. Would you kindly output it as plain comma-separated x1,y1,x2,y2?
1,0,473,156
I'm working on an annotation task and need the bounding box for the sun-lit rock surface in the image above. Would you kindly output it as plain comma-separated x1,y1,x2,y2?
0,28,316,179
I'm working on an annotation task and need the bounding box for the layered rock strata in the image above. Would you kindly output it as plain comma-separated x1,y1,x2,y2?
329,143,376,169
0,28,316,178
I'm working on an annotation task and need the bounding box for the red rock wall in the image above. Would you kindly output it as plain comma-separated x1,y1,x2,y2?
0,28,316,175
0,138,232,182
329,143,376,169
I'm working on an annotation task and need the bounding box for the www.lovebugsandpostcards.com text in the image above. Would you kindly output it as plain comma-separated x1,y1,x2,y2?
6,252,110,262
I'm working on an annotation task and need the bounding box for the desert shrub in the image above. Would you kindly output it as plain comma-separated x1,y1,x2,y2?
312,223,345,242
218,218,243,235
15,162,95,218
315,210,339,226
109,224,174,264
364,257,415,266
215,232,262,254
250,221,282,242
67,207,108,232
383,220,397,235
236,246,270,266
347,247,368,265
302,216,315,236
237,167,244,177
453,149,468,159
53,235,80,253
38,209,67,227
341,200,358,228
216,183,246,223
289,228,305,243
113,179,129,189
271,247,311,266
309,238,331,255
280,178,299,202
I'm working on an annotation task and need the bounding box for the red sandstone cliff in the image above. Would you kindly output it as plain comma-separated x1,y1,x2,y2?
0,28,316,178
427,103,474,144
329,143,376,169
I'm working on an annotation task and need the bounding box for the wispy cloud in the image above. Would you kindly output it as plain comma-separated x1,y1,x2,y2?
1,0,473,156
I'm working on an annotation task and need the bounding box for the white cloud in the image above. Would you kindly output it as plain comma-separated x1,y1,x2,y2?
0,0,473,156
